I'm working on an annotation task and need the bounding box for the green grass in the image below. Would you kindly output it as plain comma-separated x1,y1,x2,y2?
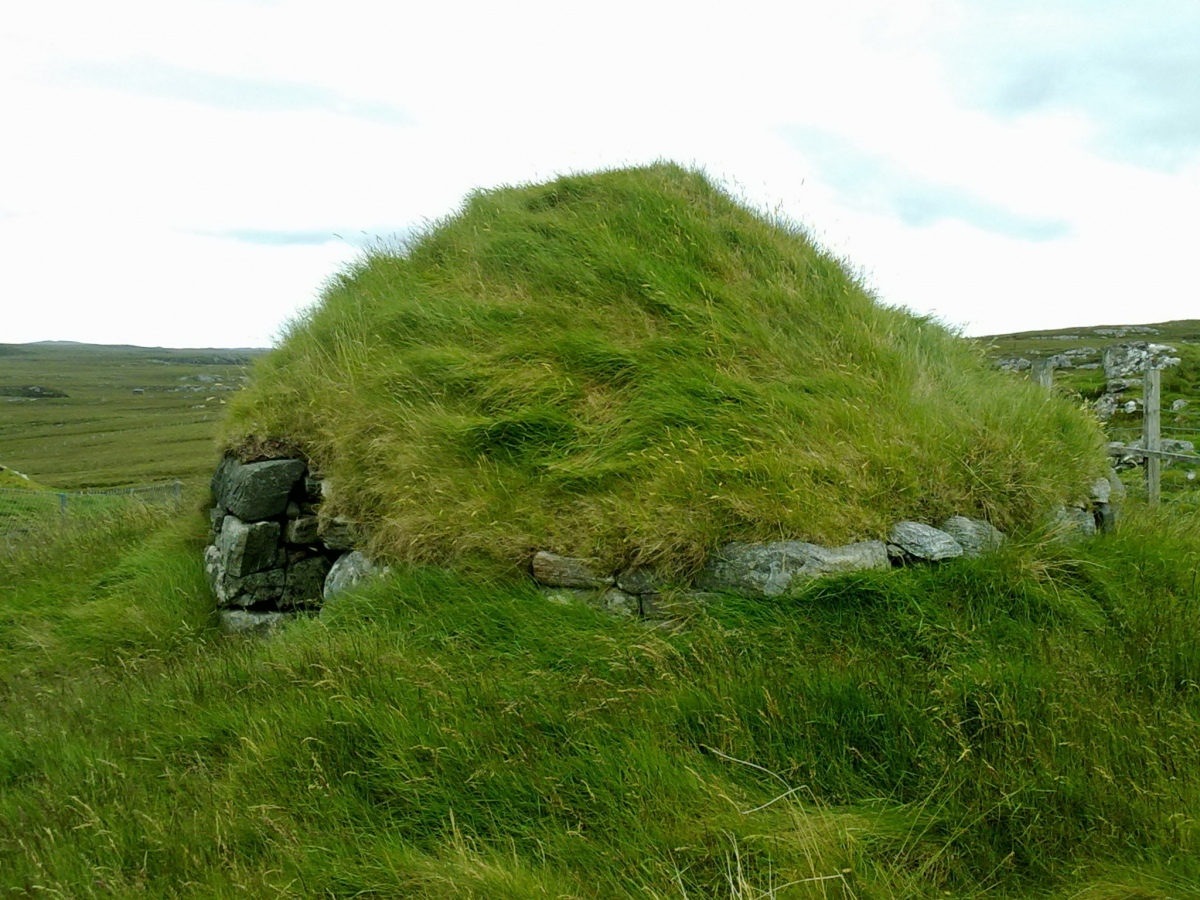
0,342,263,490
224,163,1106,578
2,504,1200,897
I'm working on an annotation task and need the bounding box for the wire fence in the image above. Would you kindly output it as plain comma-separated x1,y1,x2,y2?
0,480,184,544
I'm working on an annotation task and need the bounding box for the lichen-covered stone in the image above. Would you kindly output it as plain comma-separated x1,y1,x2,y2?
888,522,963,562
1049,506,1096,543
205,543,287,608
597,588,638,617
323,550,384,601
697,539,889,598
318,516,356,551
212,457,306,521
285,516,320,545
616,567,668,594
282,555,332,607
218,609,290,637
937,516,1005,558
531,551,613,589
218,516,281,577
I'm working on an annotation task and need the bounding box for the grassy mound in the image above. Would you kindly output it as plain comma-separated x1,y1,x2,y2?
224,163,1105,575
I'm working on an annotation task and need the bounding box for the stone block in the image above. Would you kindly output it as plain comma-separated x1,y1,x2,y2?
285,516,320,545
318,516,356,551
888,522,963,562
282,555,332,608
218,516,281,577
697,539,889,598
218,609,290,637
323,550,385,601
531,551,613,589
213,457,306,521
937,516,1005,558
616,567,668,594
598,588,638,618
1049,506,1096,543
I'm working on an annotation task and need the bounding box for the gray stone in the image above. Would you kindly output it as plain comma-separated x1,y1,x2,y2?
323,550,385,601
1089,477,1112,505
616,567,668,594
318,516,356,551
995,357,1032,372
888,522,963,562
218,516,281,577
285,516,320,545
1172,398,1189,412
205,543,286,607
213,457,306,521
1094,395,1118,420
282,555,332,608
811,540,891,574
218,609,290,637
286,500,301,519
937,516,1005,558
208,506,226,537
1049,506,1096,543
697,539,889,598
1107,469,1127,501
541,587,595,606
531,551,613,589
639,591,668,619
598,588,638,618
1123,399,1140,415
304,476,325,502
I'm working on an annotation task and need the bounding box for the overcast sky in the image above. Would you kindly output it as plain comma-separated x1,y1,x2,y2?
3,0,1198,348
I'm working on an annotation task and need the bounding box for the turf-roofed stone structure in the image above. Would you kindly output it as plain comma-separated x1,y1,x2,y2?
215,163,1108,614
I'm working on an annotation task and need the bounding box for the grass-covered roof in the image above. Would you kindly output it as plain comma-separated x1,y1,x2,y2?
224,163,1105,575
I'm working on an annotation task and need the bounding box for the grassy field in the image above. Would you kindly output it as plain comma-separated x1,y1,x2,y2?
2,502,1199,897
0,342,262,490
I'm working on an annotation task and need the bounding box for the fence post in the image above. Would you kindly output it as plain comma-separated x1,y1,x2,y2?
1032,360,1054,393
58,492,68,524
173,479,183,506
1144,366,1161,506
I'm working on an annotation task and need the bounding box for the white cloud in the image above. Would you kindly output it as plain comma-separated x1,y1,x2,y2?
2,0,1198,347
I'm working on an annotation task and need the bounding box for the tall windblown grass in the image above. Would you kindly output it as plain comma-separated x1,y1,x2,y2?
2,503,1199,897
223,163,1105,577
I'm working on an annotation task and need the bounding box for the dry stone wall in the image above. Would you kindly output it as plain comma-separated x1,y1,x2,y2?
205,456,380,636
204,454,1117,635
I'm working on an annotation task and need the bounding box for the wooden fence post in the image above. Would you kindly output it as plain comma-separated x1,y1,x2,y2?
1032,359,1054,393
1144,366,1161,505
